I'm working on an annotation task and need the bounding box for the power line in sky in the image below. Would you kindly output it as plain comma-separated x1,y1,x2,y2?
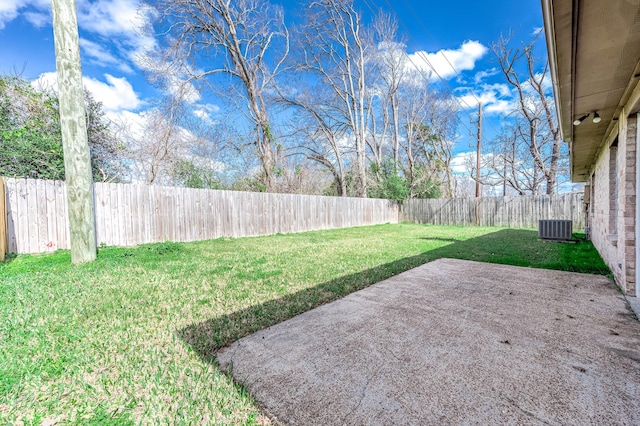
364,0,504,140
361,0,479,140
360,0,479,140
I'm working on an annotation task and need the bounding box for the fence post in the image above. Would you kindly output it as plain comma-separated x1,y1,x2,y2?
0,177,7,261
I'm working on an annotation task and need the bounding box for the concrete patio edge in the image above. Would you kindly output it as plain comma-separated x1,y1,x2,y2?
217,258,640,425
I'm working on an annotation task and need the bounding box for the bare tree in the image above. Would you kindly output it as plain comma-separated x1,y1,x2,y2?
279,87,350,196
481,118,547,195
117,92,228,188
370,13,407,168
398,75,459,198
299,0,370,197
151,0,289,192
112,97,185,185
84,92,126,182
491,34,565,195
425,94,458,197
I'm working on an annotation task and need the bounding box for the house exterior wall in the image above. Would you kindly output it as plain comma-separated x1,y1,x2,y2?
588,113,637,296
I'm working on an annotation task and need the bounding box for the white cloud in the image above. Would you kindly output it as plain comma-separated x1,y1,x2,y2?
458,93,513,115
492,83,512,98
193,103,221,123
31,71,58,93
532,26,544,36
0,0,21,28
80,38,134,73
106,109,147,139
0,0,48,29
76,0,158,68
456,83,514,116
140,51,204,103
166,76,201,104
450,151,475,174
193,109,209,121
23,10,48,27
484,99,513,115
408,40,488,81
77,0,142,36
33,71,141,112
1,0,157,74
524,72,553,95
473,68,500,84
0,0,149,35
0,0,26,29
83,74,141,111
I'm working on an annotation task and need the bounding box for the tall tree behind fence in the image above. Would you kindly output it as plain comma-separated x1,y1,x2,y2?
3,178,399,254
401,194,585,229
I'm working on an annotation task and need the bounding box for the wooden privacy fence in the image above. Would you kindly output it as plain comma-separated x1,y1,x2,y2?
0,177,6,261
1,178,585,255
3,178,399,254
400,193,585,229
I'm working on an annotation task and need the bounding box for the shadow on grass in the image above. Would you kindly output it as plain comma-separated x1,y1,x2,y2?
1,252,21,264
177,228,610,360
418,237,460,243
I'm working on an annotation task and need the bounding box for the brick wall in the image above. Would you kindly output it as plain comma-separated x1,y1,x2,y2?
622,115,637,296
588,114,636,296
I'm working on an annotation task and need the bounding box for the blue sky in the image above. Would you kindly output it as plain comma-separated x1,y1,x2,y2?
0,0,547,177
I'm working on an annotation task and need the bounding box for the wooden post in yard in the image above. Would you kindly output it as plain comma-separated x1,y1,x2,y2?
0,177,6,261
475,103,483,226
51,0,97,263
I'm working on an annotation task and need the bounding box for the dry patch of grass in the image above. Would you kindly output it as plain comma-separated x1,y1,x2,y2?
0,224,608,424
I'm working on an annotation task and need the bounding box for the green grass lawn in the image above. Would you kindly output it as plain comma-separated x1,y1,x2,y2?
0,223,609,424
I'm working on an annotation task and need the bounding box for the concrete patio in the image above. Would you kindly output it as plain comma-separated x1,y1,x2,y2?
217,258,640,425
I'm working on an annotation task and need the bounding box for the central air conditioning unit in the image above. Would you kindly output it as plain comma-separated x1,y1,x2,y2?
539,219,573,241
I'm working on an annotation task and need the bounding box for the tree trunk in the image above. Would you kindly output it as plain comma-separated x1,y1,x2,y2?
546,134,561,194
51,0,96,263
391,95,400,167
258,120,275,192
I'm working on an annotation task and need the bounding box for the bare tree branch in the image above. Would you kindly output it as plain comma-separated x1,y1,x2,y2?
150,0,289,192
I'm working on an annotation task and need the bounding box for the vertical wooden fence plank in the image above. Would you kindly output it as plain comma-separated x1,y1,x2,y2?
44,180,58,251
0,177,6,260
200,189,209,240
150,185,160,243
193,188,202,241
25,179,39,253
108,182,119,246
183,187,192,242
194,187,203,241
5,178,17,253
56,180,69,250
213,189,221,239
125,183,135,246
14,179,28,253
166,186,175,242
137,184,146,244
190,187,198,241
93,182,103,247
98,182,110,246
129,184,139,245
144,185,152,243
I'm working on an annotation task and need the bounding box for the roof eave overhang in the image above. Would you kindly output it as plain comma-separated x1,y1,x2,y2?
541,0,566,143
542,0,640,183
